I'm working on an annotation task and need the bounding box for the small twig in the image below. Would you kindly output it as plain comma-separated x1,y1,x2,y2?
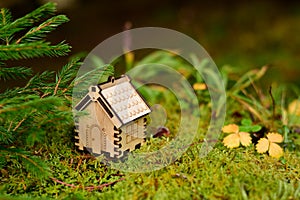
7,121,13,132
16,20,53,44
62,88,68,93
281,89,287,125
269,85,276,129
76,157,83,170
50,177,125,191
13,110,35,132
51,177,76,188
76,154,96,159
53,78,61,96
41,92,51,98
13,118,26,131
84,178,125,191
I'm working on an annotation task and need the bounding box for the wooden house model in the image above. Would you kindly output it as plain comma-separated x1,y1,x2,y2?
74,75,151,159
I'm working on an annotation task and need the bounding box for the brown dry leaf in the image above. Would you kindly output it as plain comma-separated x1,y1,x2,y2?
193,83,207,91
239,132,252,147
223,133,240,148
256,138,269,153
267,132,283,143
269,143,284,158
222,124,239,134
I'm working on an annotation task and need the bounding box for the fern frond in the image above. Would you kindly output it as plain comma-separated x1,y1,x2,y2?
0,66,32,80
0,41,70,60
0,2,56,41
16,15,69,44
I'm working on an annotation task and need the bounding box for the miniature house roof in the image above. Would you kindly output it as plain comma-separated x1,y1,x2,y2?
75,75,151,128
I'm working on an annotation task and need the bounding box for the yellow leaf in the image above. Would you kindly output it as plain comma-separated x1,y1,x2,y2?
150,85,167,92
267,133,283,143
223,133,240,148
288,99,300,116
256,138,269,153
124,51,134,67
193,83,207,91
239,132,252,147
269,143,283,158
178,68,191,77
222,124,239,134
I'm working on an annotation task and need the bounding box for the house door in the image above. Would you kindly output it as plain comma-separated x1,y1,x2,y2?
91,124,101,154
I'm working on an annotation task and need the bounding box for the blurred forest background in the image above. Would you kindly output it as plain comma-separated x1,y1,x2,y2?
1,0,300,88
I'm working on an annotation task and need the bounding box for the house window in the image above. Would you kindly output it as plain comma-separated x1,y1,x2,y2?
125,121,139,144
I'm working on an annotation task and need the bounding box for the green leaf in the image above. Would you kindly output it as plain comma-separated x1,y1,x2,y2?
282,125,291,144
241,118,252,126
239,119,262,132
239,125,262,132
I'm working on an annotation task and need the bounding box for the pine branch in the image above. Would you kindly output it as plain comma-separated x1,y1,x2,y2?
0,41,71,60
0,95,63,115
25,71,56,89
0,66,32,80
74,64,115,87
0,126,13,145
54,57,81,95
0,8,12,27
0,2,77,182
21,153,51,179
0,71,55,99
15,15,69,44
13,118,26,132
0,147,52,179
0,8,12,45
0,2,56,42
0,94,72,147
